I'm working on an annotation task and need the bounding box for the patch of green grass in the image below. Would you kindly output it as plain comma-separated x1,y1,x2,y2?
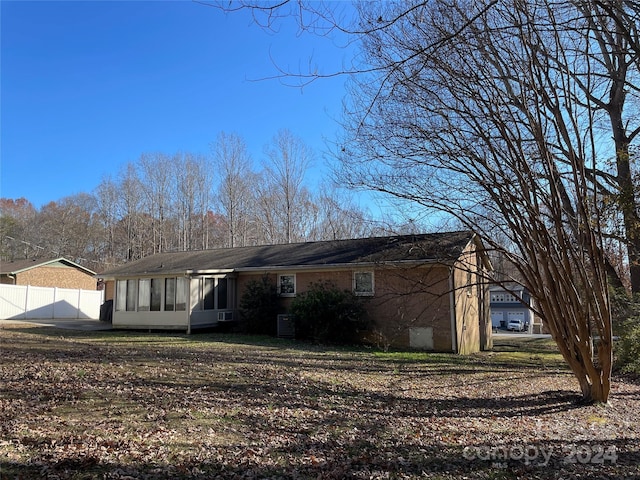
372,350,471,369
492,337,560,355
485,337,566,369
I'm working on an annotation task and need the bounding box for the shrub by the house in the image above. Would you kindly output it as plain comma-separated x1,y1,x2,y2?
290,280,369,344
239,276,279,335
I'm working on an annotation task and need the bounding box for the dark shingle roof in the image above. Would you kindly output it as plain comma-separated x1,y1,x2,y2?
0,257,96,276
99,231,474,278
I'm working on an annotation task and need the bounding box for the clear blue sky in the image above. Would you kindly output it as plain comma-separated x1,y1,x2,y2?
1,0,354,208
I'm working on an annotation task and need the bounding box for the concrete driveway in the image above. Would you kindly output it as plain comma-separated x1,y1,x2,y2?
0,318,112,331
493,331,552,339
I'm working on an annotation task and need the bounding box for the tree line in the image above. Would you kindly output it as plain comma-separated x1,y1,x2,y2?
0,129,398,272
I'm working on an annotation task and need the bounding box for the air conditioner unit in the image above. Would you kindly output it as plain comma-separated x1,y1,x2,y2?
277,314,295,339
217,311,233,322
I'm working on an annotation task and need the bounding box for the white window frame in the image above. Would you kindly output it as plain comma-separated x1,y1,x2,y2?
490,292,521,303
353,271,374,296
278,274,296,297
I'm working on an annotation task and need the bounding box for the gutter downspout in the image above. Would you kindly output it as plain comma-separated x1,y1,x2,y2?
449,267,458,353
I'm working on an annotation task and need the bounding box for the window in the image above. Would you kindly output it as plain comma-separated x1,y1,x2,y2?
126,279,137,311
138,279,150,311
115,277,185,313
490,292,520,303
176,278,187,311
165,278,176,311
150,279,162,311
217,278,228,309
200,277,229,310
115,280,127,312
278,274,296,296
353,271,374,296
163,277,187,312
203,278,215,310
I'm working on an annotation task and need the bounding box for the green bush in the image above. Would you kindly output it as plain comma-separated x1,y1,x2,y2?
617,323,640,374
611,289,640,374
289,280,369,344
239,276,279,335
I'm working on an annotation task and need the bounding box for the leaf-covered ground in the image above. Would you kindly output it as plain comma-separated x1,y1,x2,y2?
0,325,638,479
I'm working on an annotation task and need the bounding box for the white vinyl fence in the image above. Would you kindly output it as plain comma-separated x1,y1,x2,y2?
0,284,104,320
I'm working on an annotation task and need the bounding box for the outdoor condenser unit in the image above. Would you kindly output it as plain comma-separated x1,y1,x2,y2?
277,314,295,339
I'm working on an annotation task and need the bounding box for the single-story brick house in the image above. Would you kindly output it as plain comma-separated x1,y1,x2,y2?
0,257,97,290
98,231,492,353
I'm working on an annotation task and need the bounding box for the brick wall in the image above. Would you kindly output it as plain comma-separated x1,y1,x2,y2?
363,266,452,351
236,265,454,351
15,266,97,290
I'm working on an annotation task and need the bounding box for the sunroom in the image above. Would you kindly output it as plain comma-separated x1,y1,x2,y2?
113,273,236,332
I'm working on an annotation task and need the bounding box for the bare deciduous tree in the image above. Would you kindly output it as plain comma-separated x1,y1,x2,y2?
308,184,375,241
174,153,212,251
138,153,175,254
262,129,314,243
0,198,38,260
36,194,99,262
338,0,634,403
213,132,257,247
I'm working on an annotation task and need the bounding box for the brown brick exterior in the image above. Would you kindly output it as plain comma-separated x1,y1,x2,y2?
104,280,115,301
13,265,97,290
237,265,456,352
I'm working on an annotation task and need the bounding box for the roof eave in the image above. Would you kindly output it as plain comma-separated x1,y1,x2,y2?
99,268,236,280
98,259,458,279
234,258,456,273
8,257,96,276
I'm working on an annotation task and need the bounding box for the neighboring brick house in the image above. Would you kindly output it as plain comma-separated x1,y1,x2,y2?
99,231,492,354
0,257,97,290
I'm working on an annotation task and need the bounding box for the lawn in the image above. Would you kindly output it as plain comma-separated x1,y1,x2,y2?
0,325,638,479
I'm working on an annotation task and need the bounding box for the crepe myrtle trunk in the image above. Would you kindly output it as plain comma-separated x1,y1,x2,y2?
522,228,613,404
547,316,613,404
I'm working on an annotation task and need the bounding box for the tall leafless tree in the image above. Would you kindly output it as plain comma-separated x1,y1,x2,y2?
116,163,148,261
0,198,38,260
262,129,314,243
213,132,257,247
36,194,99,262
138,153,175,254
308,184,376,241
174,153,212,251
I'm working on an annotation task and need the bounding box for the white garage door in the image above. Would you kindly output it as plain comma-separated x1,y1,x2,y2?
491,311,504,327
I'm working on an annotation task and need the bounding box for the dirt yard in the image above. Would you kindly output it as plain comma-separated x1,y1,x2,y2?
0,325,638,479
